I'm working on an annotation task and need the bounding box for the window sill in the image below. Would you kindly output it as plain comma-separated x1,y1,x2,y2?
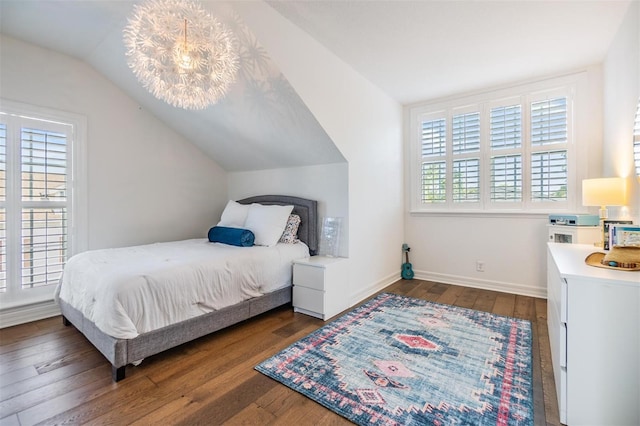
408,210,590,219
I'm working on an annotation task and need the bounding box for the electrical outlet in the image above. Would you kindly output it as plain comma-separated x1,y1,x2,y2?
476,261,485,272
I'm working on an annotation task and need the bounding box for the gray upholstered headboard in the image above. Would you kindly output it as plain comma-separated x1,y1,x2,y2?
237,195,318,256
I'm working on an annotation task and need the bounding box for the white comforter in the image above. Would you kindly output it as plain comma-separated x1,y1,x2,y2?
55,239,309,339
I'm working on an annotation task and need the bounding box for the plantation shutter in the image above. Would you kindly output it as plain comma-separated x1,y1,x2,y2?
421,117,447,203
421,118,446,156
452,159,480,202
452,111,480,202
531,151,567,201
490,104,522,202
490,105,521,150
531,98,567,146
20,126,68,289
422,162,446,203
530,97,568,202
452,112,480,153
491,155,522,201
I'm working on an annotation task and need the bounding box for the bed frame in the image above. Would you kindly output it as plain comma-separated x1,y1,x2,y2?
60,195,318,382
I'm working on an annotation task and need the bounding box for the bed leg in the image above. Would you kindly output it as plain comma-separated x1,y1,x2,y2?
112,366,126,382
62,316,71,326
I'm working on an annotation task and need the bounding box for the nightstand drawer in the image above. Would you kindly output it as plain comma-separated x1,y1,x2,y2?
293,263,325,290
293,286,324,314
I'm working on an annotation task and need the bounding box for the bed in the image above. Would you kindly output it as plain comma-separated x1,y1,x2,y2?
56,195,318,382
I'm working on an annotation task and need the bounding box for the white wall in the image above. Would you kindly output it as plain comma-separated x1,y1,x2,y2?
0,35,229,250
602,1,640,223
234,2,404,305
228,163,349,256
403,68,605,298
405,214,550,297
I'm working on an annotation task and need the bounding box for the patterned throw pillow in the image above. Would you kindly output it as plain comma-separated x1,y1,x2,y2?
279,214,301,244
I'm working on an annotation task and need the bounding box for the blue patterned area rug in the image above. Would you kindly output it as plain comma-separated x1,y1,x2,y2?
256,292,533,425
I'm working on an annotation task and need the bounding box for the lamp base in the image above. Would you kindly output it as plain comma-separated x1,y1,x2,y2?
599,206,609,221
597,207,608,248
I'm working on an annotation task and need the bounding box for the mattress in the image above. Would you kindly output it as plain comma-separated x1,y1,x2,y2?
55,239,309,339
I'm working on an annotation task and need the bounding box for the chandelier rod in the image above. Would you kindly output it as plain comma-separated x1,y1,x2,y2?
183,18,188,49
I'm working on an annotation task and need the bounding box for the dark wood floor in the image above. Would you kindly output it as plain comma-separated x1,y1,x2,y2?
0,280,560,425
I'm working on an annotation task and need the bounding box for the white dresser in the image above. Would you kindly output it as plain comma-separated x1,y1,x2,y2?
292,256,349,320
547,243,639,425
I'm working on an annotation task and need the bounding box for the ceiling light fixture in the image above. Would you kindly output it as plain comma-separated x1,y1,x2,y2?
123,0,238,110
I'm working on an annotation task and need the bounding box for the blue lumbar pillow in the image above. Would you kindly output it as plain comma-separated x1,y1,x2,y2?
208,226,255,247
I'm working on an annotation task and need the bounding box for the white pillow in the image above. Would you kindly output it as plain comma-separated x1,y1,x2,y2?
217,200,250,228
244,203,294,246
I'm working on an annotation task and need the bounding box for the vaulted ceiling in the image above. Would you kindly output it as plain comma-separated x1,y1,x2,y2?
0,0,632,171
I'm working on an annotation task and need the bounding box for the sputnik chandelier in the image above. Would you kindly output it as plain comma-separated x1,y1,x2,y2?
123,0,239,110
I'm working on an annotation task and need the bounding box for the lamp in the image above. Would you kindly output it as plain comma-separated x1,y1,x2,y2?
582,177,628,247
123,0,238,110
582,177,627,219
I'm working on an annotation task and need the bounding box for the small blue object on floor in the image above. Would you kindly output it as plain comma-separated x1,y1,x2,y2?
207,226,255,247
256,292,533,425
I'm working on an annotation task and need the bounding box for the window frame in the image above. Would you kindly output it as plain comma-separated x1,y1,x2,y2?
0,99,87,308
409,74,583,214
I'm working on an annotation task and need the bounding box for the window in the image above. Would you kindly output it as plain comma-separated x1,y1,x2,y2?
0,100,86,307
410,76,579,213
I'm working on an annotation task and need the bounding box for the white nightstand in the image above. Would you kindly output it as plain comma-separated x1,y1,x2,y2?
292,256,349,320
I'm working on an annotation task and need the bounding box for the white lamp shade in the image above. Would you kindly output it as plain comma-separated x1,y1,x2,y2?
582,177,627,206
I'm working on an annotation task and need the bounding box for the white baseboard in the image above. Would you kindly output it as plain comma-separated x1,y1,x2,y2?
0,299,61,328
413,269,547,299
350,270,400,307
348,268,546,313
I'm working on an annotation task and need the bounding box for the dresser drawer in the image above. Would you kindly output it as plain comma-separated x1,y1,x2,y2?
293,286,324,314
293,263,325,291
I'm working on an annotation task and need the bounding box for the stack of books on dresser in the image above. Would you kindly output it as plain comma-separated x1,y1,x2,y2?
605,221,640,250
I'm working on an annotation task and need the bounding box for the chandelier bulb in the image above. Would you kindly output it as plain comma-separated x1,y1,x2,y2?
178,18,192,70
